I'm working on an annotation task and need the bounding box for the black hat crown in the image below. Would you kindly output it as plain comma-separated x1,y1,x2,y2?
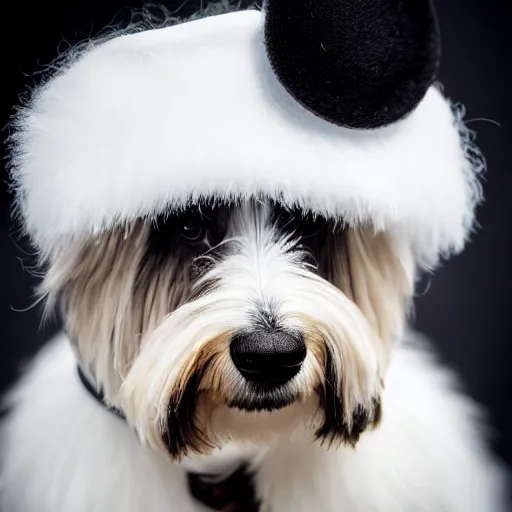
264,0,441,129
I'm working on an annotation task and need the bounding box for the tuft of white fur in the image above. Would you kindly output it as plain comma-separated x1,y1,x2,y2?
8,9,483,268
1,332,508,512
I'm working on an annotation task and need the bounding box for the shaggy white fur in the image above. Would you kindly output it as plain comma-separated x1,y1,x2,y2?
0,332,508,512
9,9,483,267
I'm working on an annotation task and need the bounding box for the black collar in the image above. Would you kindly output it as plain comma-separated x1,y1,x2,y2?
76,364,260,511
76,364,126,420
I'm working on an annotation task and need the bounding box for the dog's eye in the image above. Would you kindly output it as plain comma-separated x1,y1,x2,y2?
179,217,206,243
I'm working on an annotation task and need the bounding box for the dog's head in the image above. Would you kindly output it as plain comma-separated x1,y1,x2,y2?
41,198,414,459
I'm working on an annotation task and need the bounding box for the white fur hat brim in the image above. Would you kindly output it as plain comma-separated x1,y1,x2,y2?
8,9,483,266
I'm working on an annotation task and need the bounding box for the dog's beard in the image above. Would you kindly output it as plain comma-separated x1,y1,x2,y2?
40,200,413,460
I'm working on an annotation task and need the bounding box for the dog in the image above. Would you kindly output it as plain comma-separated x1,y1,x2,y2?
0,1,509,510
0,198,508,511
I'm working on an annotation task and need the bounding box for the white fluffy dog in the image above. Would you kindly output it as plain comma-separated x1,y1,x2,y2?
0,1,509,511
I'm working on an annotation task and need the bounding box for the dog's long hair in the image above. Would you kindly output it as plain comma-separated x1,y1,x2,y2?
40,200,413,459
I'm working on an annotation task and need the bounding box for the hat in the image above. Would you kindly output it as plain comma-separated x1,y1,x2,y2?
8,0,484,267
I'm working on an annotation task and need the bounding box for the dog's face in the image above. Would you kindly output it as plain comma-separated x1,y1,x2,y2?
42,199,413,459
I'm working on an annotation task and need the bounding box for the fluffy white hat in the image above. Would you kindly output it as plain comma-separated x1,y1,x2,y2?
8,0,484,267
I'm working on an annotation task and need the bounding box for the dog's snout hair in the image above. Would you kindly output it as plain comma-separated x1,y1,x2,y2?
39,198,413,460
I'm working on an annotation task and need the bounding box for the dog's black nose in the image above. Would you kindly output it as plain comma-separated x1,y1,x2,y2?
230,330,306,386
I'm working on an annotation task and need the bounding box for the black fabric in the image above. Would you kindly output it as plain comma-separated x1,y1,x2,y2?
188,465,260,511
264,0,440,129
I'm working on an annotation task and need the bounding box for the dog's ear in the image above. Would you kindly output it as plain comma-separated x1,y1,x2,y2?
39,225,148,399
39,222,192,402
314,229,411,446
322,229,412,357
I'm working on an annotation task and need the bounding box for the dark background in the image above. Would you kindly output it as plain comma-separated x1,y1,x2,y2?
1,0,511,495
